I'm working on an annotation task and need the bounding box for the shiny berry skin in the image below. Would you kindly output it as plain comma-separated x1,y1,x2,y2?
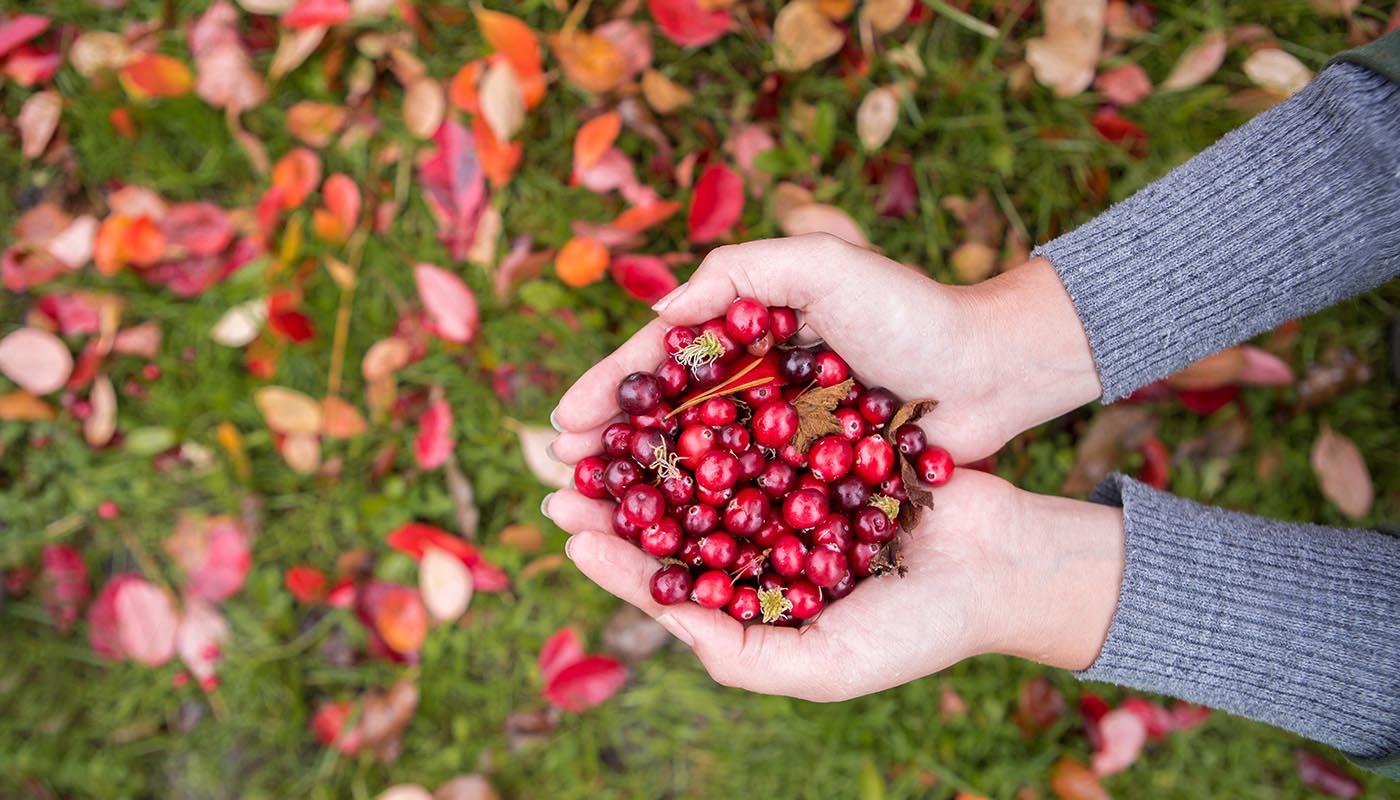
725,298,771,345
617,372,663,415
677,425,717,465
769,306,799,342
613,504,644,540
853,435,896,485
659,474,695,506
722,487,770,537
689,359,727,388
655,360,689,399
601,423,633,458
746,332,775,357
916,446,954,486
795,473,830,497
700,532,739,569
808,436,854,482
742,384,780,406
640,517,684,557
700,397,738,426
756,460,797,499
621,484,665,527
677,405,705,429
847,541,882,577
650,564,693,605
735,447,766,480
693,570,735,608
718,424,750,453
858,387,898,426
880,472,909,501
778,443,808,468
696,484,735,507
699,319,742,362
811,514,854,550
835,408,866,442
696,449,741,492
732,542,765,578
770,534,808,578
815,351,850,387
629,426,672,468
664,325,697,356
682,503,720,535
752,400,799,448
727,585,762,621
831,475,871,512
777,348,816,384
783,488,828,529
752,517,793,548
630,405,677,436
839,381,864,408
573,456,610,499
894,424,927,457
854,506,895,544
679,536,706,567
804,545,848,588
758,572,787,592
827,571,857,600
604,459,643,498
786,579,824,618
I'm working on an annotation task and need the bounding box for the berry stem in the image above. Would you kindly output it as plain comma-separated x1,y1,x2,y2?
673,330,725,367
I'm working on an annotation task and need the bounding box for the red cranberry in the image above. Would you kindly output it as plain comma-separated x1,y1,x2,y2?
689,359,727,388
778,442,808,468
770,534,808,578
786,579,824,618
853,435,895,485
756,459,797,499
831,475,871,512
769,306,799,341
854,506,895,544
573,456,610,499
752,517,793,548
630,405,677,436
640,517,684,557
663,325,697,356
847,541,882,577
612,504,644,540
758,572,787,592
795,473,830,497
655,360,689,399
777,348,817,384
617,372,663,415
696,449,740,492
894,424,927,457
725,298,771,345
727,585,762,621
679,535,705,567
742,384,780,405
677,404,705,428
682,503,720,535
804,545,848,588
699,319,742,362
916,446,954,486
677,425,717,464
700,532,739,569
621,484,665,527
880,472,909,501
827,571,857,600
700,397,737,426
811,514,853,550
629,426,672,468
858,387,898,426
815,351,850,387
752,400,799,448
735,447,766,480
650,564,693,605
746,332,774,357
604,459,643,498
839,381,864,407
835,408,866,442
732,542,766,578
783,488,828,529
718,424,751,452
659,474,695,506
601,423,633,458
696,484,735,507
808,436,854,482
722,487,770,537
693,570,735,608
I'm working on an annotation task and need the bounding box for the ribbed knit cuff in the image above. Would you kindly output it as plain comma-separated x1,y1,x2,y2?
1035,63,1400,401
1077,474,1400,762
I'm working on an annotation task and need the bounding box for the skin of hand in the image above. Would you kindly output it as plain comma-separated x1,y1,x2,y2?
545,233,1125,700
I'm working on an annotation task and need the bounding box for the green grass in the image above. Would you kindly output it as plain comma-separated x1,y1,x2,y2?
2,0,1398,797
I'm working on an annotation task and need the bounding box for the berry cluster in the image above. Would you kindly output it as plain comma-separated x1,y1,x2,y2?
573,298,954,625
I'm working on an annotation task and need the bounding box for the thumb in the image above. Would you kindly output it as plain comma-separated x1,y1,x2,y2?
654,235,850,325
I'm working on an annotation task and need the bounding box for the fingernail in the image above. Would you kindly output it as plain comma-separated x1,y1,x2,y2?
656,613,695,648
540,492,556,520
651,283,688,314
546,439,561,463
549,408,563,432
564,534,577,560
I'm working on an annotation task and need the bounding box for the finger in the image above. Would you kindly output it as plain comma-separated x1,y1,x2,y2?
553,319,667,432
550,418,622,465
656,235,848,326
542,489,614,536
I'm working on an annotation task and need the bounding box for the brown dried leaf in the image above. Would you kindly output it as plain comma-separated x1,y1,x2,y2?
1025,0,1106,97
856,86,899,151
1296,347,1372,409
1062,407,1158,495
444,458,480,539
84,375,117,447
887,399,938,441
359,678,419,760
1311,425,1373,519
951,241,998,283
861,0,914,33
1161,31,1226,91
518,553,568,580
1174,414,1248,463
287,101,348,148
791,379,854,451
641,70,693,114
940,190,1004,245
897,458,933,529
499,524,543,552
504,707,560,751
772,0,846,72
1013,675,1066,736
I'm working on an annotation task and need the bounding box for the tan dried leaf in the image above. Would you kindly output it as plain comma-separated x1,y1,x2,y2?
434,775,500,800
1311,0,1360,17
377,787,433,800
362,337,412,382
951,241,998,283
69,31,130,78
861,0,914,33
360,678,420,758
281,432,321,474
1161,31,1226,91
856,86,899,151
778,203,869,248
887,399,939,440
511,422,573,488
772,181,815,222
1243,48,1313,96
773,0,846,72
1062,406,1158,495
641,70,693,114
1025,0,1106,97
84,375,117,447
287,101,348,148
421,545,474,622
321,396,368,439
255,386,323,435
19,90,62,160
479,61,525,142
404,78,446,140
1311,425,1373,519
270,26,327,80
791,379,854,451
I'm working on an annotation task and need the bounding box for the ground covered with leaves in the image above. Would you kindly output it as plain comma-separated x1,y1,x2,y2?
2,0,1398,797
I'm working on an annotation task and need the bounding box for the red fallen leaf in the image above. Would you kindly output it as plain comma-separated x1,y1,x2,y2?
544,655,628,712
875,161,919,219
140,236,260,297
611,254,678,304
1091,108,1148,158
327,577,356,608
687,163,744,243
1091,708,1147,775
88,574,139,659
1118,697,1173,740
4,44,61,86
39,544,88,634
372,584,427,655
1295,750,1362,798
414,262,479,344
271,148,322,210
1176,385,1238,416
114,578,179,666
119,52,194,99
284,0,351,29
313,173,360,243
311,700,363,754
160,202,234,257
0,14,49,60
268,308,316,343
1094,63,1153,105
36,293,102,336
1169,701,1211,731
539,628,586,684
176,597,228,683
1079,691,1111,749
386,522,508,592
648,0,731,47
415,397,453,470
1137,435,1170,490
420,120,489,260
285,565,327,603
1013,675,1066,736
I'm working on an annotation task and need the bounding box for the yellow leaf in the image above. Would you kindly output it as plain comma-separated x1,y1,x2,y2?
549,29,627,94
0,390,55,421
641,70,693,114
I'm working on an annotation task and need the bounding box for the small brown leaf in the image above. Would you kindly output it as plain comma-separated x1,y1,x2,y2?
18,90,61,160
791,379,854,451
897,459,933,529
951,241,998,283
1310,425,1372,519
1161,31,1226,91
861,0,914,33
286,101,348,147
1025,0,1106,97
887,398,938,438
359,678,419,761
1049,758,1109,800
518,553,568,580
772,0,846,72
499,524,543,552
1062,407,1158,496
444,457,480,539
641,70,693,114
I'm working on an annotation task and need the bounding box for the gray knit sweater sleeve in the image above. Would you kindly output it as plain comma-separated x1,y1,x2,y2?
1079,475,1400,764
1035,62,1400,402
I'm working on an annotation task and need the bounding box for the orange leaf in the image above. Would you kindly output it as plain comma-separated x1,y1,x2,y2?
611,200,681,233
549,30,627,94
573,111,621,174
474,6,543,107
312,173,361,243
94,215,166,275
471,114,522,188
119,52,194,99
0,390,55,421
1049,758,1110,800
555,236,609,288
448,59,485,114
271,148,322,210
373,585,427,654
321,396,367,439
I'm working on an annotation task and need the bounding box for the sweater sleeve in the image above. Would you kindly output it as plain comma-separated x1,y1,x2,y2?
1076,474,1400,765
1033,62,1400,401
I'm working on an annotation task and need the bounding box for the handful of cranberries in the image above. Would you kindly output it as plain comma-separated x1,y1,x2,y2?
573,298,954,626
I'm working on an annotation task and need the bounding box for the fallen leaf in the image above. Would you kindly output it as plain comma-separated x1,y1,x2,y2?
641,70,693,113
1297,346,1372,409
649,0,732,47
0,390,55,421
415,396,454,470
1049,758,1109,800
419,120,489,261
404,78,447,140
420,545,473,622
1094,63,1151,104
856,86,899,150
310,699,362,754
1062,406,1158,495
688,163,744,242
1295,750,1362,798
602,604,671,663
1013,676,1066,736
358,677,419,759
314,174,361,243
211,298,267,347
4,44,61,87
165,514,252,602
475,7,544,107
1091,708,1147,775
772,0,846,71
1025,0,1106,97
778,203,868,248
434,775,500,800
190,2,267,112
861,0,914,33
270,26,326,80
373,584,428,654
271,148,322,209
115,578,179,666
574,111,622,174
1161,31,1226,91
0,15,50,60
544,655,628,711
1311,0,1360,17
285,565,327,603
514,423,574,488
377,786,433,800
414,262,480,344
362,336,413,381
1311,425,1372,519
287,101,347,147
18,89,61,160
322,396,368,438
550,29,628,94
1118,697,1174,740
39,544,88,634
1244,48,1313,95
555,236,610,288
84,375,117,447
119,53,195,99
0,327,73,394
611,254,678,304
176,597,229,682
950,241,998,282
284,0,350,28
255,386,323,435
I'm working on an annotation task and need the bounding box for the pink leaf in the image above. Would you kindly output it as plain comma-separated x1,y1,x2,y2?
0,327,73,395
0,14,49,60
648,0,731,47
687,163,744,243
596,20,652,80
415,397,454,470
1168,701,1211,732
538,627,585,684
188,521,252,601
544,655,628,712
5,45,62,86
160,202,235,257
190,2,267,112
115,578,179,666
413,262,479,344
1094,63,1153,105
140,236,259,297
1311,424,1373,520
1118,697,1173,741
39,544,88,633
1295,750,1362,798
1237,345,1294,386
176,597,229,682
88,574,141,660
610,254,677,304
420,120,488,261
283,0,351,28
35,292,102,336
1090,708,1147,776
